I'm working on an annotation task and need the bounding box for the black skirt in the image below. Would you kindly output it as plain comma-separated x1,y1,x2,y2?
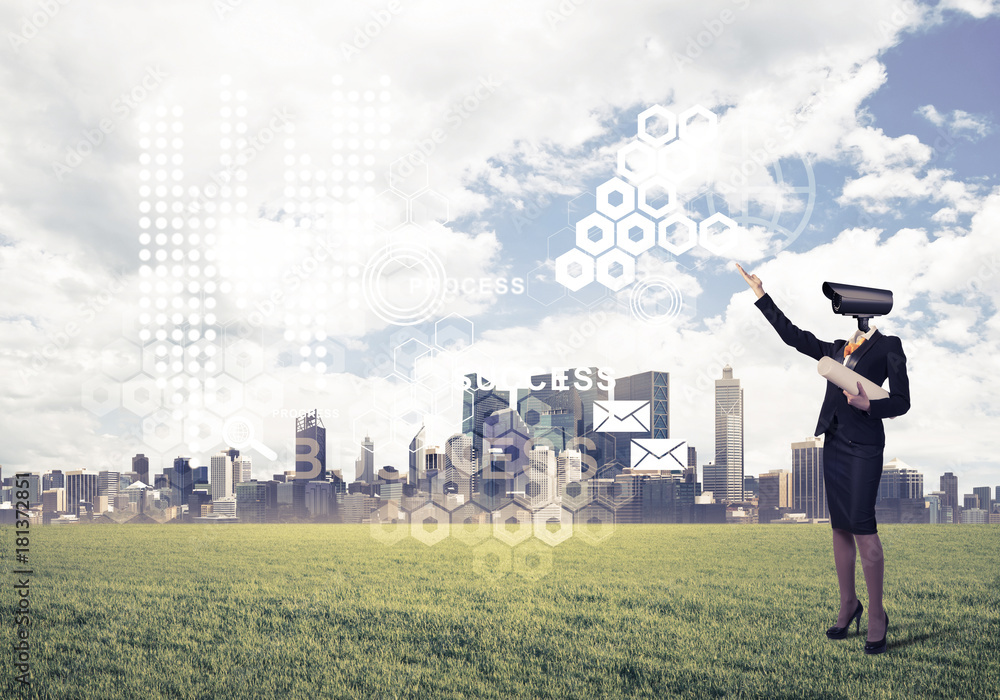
823,424,884,535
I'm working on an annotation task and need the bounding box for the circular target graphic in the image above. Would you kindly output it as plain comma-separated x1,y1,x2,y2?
363,244,447,326
629,277,683,325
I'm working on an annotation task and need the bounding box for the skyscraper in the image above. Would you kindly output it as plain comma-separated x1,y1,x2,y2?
44,469,65,491
295,410,326,481
759,469,792,510
233,455,252,486
463,373,510,467
877,459,923,502
408,426,427,489
210,452,234,500
556,449,582,496
714,365,743,502
356,435,375,484
132,454,149,485
516,371,582,454
444,433,474,499
940,472,959,523
172,457,193,506
65,470,99,516
973,486,992,515
607,370,671,477
792,436,826,519
235,481,269,523
98,471,120,502
527,445,557,506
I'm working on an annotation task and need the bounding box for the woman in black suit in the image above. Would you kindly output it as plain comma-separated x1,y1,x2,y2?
737,264,910,654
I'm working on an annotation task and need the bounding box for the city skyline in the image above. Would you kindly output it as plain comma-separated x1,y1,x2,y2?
4,361,998,528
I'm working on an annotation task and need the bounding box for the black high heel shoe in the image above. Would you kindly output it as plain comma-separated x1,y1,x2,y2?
826,601,863,639
864,612,889,655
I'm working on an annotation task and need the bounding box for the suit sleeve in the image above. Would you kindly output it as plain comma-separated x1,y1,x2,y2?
753,293,837,361
866,336,910,420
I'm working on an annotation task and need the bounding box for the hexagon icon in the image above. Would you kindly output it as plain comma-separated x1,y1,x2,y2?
575,503,616,546
525,263,566,307
616,141,657,184
657,138,698,181
679,105,718,143
121,373,162,417
81,375,121,416
450,502,492,546
698,213,740,257
561,480,592,511
595,177,636,221
244,374,284,416
224,339,264,381
352,406,394,449
371,504,410,546
389,157,429,197
183,412,223,454
372,189,408,231
637,105,677,147
595,476,635,510
637,177,678,219
142,410,184,453
615,212,656,257
141,342,174,377
472,540,512,579
101,338,142,382
493,501,533,546
554,249,595,292
204,374,245,418
434,313,474,352
574,212,615,256
533,505,574,547
511,539,553,581
595,249,636,292
393,338,434,380
410,502,450,546
410,190,450,227
658,214,699,256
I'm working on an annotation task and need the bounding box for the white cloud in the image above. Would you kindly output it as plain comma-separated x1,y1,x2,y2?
917,104,993,139
3,0,999,498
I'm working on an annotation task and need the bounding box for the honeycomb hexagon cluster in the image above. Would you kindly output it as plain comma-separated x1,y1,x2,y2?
555,105,738,292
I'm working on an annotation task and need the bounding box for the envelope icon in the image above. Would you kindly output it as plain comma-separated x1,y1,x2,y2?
594,400,650,433
630,438,687,470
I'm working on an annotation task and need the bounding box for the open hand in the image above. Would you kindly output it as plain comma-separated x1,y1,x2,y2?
735,263,764,299
844,381,871,412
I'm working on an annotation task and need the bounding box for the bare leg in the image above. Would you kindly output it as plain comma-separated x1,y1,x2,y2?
856,533,886,641
832,528,859,626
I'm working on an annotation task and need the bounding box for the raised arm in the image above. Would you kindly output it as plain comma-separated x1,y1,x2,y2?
736,263,837,361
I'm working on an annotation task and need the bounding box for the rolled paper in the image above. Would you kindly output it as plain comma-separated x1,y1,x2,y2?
817,356,890,400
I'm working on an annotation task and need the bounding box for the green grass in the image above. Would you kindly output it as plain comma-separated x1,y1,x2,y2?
2,524,998,699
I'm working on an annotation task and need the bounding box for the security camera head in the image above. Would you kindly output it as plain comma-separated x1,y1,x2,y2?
822,281,893,331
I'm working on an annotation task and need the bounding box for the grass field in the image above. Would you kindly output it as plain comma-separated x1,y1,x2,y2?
3,523,998,699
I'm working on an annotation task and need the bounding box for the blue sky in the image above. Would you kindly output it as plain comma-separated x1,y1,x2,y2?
2,0,999,498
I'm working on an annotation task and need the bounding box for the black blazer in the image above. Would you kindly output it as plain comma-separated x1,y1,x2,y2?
755,293,910,446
